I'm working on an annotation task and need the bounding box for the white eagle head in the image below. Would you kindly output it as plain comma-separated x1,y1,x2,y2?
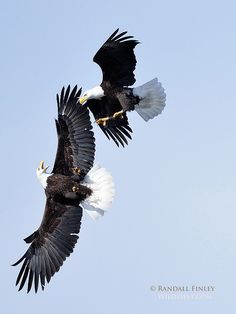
78,86,104,105
36,160,50,188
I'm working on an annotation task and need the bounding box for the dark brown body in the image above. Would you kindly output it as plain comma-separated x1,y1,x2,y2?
101,81,140,113
46,174,92,206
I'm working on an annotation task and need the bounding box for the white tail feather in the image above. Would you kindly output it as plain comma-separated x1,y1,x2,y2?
133,78,166,122
81,164,115,220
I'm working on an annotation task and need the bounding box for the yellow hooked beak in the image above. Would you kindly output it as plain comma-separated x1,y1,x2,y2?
78,96,88,105
39,160,49,172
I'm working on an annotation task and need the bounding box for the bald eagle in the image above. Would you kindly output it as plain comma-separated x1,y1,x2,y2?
79,29,166,147
12,85,115,293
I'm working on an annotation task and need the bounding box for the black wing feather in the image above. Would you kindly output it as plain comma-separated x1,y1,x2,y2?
93,28,139,86
12,199,83,293
52,85,95,177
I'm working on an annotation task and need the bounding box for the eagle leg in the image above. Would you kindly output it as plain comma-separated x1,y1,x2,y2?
112,110,124,119
96,117,111,126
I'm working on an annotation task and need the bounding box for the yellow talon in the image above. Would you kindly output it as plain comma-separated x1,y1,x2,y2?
73,167,81,175
96,117,110,126
113,110,124,119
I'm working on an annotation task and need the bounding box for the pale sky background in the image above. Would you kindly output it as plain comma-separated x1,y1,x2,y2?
1,0,236,313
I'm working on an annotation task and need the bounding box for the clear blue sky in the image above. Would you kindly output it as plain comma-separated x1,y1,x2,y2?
1,0,236,313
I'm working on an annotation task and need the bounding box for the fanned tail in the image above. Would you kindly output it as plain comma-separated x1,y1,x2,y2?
81,164,115,220
133,78,166,121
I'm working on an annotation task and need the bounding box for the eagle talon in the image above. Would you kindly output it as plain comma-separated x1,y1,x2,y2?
96,117,110,126
112,110,124,119
72,186,77,192
72,167,81,175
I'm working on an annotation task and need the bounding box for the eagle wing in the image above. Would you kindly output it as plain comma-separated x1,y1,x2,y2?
12,199,83,293
93,28,139,87
52,85,95,178
87,98,133,147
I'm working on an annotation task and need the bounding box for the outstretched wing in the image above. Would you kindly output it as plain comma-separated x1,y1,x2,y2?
93,29,139,87
87,98,133,147
12,199,83,293
52,85,95,178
